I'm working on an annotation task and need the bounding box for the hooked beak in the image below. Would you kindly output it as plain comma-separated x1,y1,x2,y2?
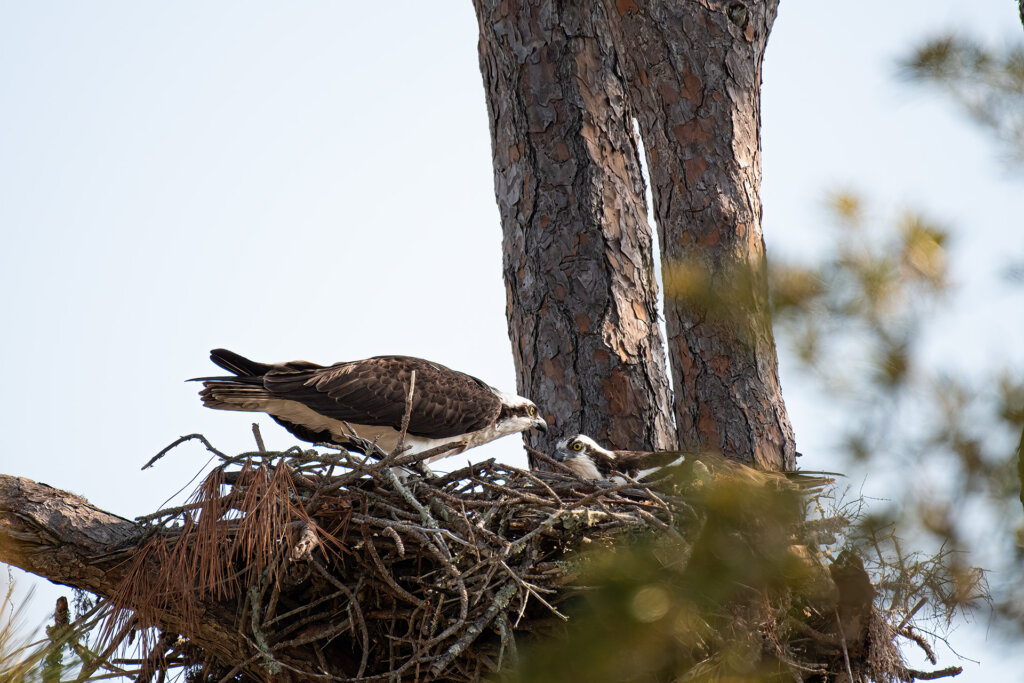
532,417,548,433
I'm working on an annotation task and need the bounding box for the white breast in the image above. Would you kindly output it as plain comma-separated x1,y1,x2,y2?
565,455,603,481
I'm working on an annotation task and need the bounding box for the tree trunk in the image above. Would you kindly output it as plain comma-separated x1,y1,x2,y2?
603,0,796,470
472,0,677,456
476,0,796,470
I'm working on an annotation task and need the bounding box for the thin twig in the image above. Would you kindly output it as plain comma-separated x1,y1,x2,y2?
429,583,517,678
499,560,567,621
906,666,963,680
248,586,281,675
361,525,425,608
384,526,405,557
142,433,229,470
896,597,928,631
382,467,438,530
899,625,937,665
251,423,267,453
835,608,854,683
393,370,416,458
312,559,370,678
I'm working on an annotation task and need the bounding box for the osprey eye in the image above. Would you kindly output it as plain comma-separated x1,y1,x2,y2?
572,442,582,451
528,406,535,416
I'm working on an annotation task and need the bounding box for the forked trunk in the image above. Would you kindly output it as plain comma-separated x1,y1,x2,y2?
475,0,796,470
473,0,677,456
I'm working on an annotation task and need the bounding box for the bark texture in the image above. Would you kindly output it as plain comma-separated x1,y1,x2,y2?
476,0,796,470
0,475,262,677
0,476,137,595
603,0,796,470
473,0,676,456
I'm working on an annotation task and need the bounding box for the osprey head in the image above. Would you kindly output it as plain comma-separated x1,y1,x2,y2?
495,392,548,435
552,434,614,480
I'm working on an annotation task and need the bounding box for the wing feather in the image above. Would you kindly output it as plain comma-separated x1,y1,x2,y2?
263,355,502,439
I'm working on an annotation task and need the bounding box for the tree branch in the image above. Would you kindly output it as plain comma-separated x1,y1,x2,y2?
0,474,265,676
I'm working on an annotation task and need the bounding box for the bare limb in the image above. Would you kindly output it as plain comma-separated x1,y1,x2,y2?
141,433,229,470
907,666,964,680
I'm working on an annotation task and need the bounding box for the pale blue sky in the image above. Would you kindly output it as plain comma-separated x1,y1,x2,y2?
1,1,1021,678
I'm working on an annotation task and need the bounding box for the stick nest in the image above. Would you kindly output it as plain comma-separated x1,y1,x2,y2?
47,431,971,683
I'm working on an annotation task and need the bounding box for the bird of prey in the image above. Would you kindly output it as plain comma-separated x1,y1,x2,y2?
195,349,547,459
551,434,832,492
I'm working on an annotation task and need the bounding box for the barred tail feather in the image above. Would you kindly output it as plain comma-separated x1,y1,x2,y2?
199,383,276,412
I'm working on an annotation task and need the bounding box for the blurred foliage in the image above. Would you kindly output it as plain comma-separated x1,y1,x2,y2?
772,33,1024,628
769,189,1024,627
0,573,33,682
0,576,97,683
504,471,975,682
506,475,825,682
901,34,1024,163
771,193,950,376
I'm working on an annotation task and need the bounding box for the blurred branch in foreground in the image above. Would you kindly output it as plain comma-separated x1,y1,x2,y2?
769,191,1024,632
901,34,1024,164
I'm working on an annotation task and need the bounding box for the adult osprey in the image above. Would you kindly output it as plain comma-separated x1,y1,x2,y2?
551,434,832,491
196,349,547,459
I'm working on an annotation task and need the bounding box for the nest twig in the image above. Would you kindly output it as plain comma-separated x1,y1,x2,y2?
96,432,688,682
23,421,969,682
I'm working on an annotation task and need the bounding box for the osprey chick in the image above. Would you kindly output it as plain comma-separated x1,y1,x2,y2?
552,434,832,492
195,349,547,460
551,434,681,480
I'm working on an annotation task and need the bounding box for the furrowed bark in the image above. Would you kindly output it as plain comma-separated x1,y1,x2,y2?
473,0,676,457
0,475,280,680
604,0,797,470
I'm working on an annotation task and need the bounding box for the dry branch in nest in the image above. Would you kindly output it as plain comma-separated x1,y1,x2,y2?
99,435,696,682
4,433,967,683
2,403,975,682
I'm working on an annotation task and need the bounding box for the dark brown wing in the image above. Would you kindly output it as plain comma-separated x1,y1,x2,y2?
625,449,836,492
263,355,502,439
610,450,682,477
